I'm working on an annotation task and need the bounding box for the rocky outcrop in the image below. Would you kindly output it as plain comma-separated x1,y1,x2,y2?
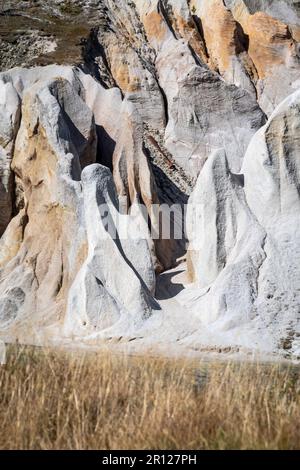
190,0,258,95
0,1,299,357
64,163,156,339
225,0,300,27
185,89,300,356
224,0,300,114
2,1,299,177
0,72,92,334
135,0,265,177
0,67,156,343
0,79,21,236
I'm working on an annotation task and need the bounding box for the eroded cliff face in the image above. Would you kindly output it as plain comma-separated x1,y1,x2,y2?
0,1,300,357
186,91,300,354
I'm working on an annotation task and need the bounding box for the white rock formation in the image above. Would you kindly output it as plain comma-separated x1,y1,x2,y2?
0,67,156,344
64,163,156,339
185,89,300,355
0,1,299,358
0,79,20,235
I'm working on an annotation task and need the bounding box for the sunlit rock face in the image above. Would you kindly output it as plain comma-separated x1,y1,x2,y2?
0,67,156,343
186,90,300,355
0,1,299,357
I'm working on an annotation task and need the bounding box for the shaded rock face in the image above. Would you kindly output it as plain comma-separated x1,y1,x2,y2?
0,80,20,235
0,1,299,356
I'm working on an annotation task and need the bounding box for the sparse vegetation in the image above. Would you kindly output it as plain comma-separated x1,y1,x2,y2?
0,1,96,71
0,345,300,450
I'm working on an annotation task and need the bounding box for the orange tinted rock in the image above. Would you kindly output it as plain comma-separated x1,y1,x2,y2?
106,41,142,93
229,4,296,79
246,12,294,78
197,0,246,72
291,25,300,42
143,10,168,42
172,14,208,63
189,0,258,91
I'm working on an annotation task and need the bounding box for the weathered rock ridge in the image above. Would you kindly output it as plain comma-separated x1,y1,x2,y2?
0,1,300,358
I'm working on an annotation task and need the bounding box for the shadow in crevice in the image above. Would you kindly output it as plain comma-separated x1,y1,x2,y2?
149,162,189,268
155,270,185,300
81,28,117,91
95,125,116,172
158,0,177,40
58,108,91,181
192,15,210,60
235,21,250,54
230,172,244,187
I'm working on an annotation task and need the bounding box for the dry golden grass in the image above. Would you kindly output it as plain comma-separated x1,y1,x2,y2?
0,344,300,450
